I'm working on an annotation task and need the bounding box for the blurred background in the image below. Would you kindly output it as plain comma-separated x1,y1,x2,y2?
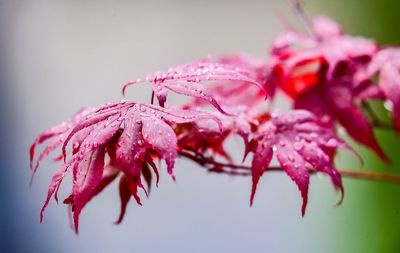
1,0,399,252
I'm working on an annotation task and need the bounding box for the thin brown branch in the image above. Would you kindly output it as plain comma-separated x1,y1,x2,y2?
179,150,251,171
291,0,315,36
150,91,155,105
371,120,394,130
338,169,400,184
179,150,400,184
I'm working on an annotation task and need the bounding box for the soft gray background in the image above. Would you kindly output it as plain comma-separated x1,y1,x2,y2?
1,1,395,253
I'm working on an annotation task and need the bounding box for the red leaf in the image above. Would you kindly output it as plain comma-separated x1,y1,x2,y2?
30,108,95,179
276,138,310,216
250,110,346,215
34,100,220,229
325,80,388,161
250,140,273,206
122,59,263,113
141,162,153,194
141,114,177,178
40,162,71,223
115,175,132,224
270,15,377,99
365,48,400,131
71,146,106,233
268,15,387,161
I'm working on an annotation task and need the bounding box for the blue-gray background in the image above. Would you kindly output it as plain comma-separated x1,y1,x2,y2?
1,1,399,252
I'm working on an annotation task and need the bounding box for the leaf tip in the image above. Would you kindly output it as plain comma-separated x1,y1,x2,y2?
301,192,308,217
29,143,36,170
335,185,345,206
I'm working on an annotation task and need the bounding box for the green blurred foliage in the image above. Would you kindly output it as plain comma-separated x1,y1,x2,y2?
305,1,400,252
309,0,400,45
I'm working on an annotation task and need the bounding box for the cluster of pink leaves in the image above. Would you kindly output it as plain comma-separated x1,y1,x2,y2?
31,15,400,233
269,16,400,160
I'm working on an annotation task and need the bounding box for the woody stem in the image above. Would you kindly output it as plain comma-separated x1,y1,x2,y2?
150,91,155,105
291,0,315,36
179,150,400,184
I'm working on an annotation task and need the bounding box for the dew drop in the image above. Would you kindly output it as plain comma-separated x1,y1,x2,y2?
384,100,393,111
326,138,337,147
73,143,79,150
293,142,303,151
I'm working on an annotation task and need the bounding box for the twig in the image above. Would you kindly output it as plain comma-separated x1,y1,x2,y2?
338,169,400,184
371,120,394,130
179,150,400,184
291,0,315,36
150,91,155,105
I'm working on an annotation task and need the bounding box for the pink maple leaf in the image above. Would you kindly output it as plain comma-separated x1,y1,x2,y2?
31,100,220,233
363,48,400,131
268,16,387,161
122,57,264,113
249,110,349,215
175,110,256,163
